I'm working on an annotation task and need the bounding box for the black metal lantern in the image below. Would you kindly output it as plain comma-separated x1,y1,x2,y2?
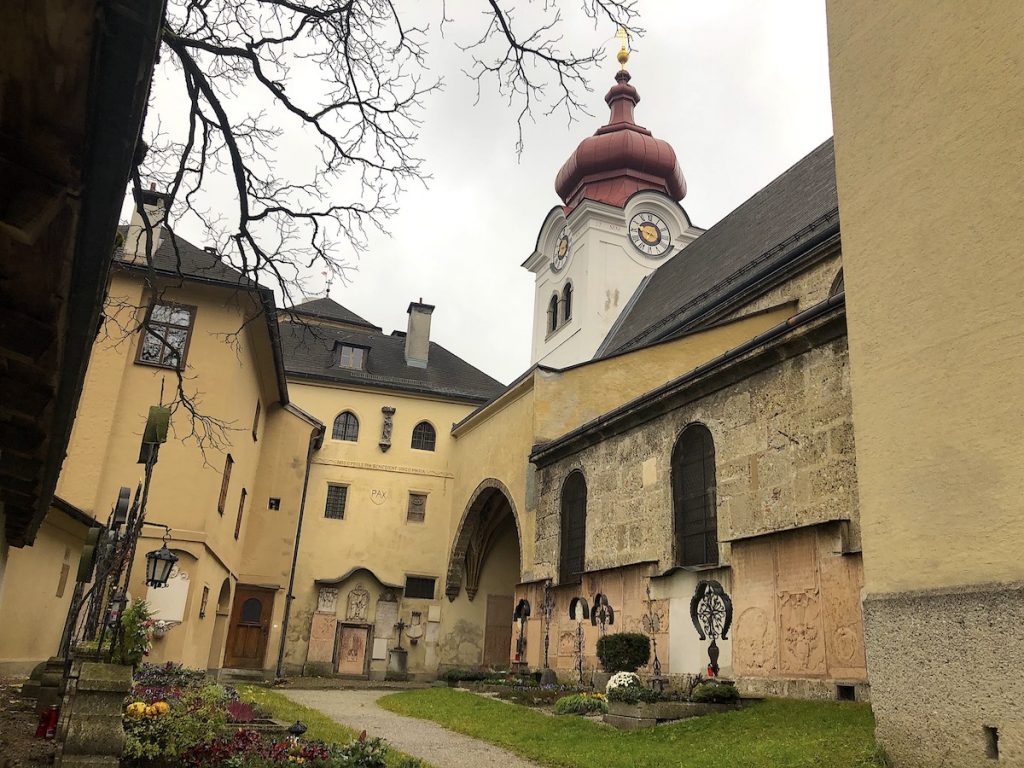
144,531,178,588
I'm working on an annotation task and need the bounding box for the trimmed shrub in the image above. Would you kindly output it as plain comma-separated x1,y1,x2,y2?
553,694,608,716
690,680,739,703
596,633,651,673
606,684,660,705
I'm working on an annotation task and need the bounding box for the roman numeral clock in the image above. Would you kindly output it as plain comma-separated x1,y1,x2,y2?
628,212,672,257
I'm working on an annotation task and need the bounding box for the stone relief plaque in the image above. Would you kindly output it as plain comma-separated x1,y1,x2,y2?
374,598,399,641
370,489,388,505
346,586,370,621
307,613,338,663
317,587,339,614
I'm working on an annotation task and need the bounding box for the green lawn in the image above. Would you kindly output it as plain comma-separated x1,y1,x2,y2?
237,685,435,768
378,688,885,768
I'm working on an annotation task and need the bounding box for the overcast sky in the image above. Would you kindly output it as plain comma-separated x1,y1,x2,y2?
142,0,833,385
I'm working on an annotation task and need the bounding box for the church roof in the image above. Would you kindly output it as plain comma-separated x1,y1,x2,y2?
279,321,505,404
287,297,380,330
114,226,258,287
599,137,839,355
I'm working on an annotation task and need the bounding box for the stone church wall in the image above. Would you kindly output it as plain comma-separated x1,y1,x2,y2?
530,330,866,693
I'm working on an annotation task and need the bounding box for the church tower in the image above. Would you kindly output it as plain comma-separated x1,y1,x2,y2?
523,44,703,368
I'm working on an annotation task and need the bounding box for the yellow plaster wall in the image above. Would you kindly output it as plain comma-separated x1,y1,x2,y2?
0,509,90,671
827,3,1024,594
533,306,794,442
57,272,280,580
282,381,477,671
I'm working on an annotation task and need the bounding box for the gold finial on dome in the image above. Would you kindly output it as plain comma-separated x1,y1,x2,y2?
615,26,630,69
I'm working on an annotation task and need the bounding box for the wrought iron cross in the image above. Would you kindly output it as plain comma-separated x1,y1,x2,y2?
689,580,733,677
394,618,407,650
541,581,555,669
641,583,663,677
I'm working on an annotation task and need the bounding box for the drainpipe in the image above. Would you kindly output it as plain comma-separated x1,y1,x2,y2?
276,424,322,679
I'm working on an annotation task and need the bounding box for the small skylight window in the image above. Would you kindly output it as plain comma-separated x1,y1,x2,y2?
338,344,367,370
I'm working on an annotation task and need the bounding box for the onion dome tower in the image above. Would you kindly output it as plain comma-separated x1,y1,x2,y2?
554,46,686,212
524,34,702,368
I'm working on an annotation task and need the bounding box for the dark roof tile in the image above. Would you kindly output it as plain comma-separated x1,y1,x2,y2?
287,298,379,330
280,321,504,403
600,137,838,354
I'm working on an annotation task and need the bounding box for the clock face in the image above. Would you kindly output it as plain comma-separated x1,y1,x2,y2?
552,228,569,271
628,212,672,257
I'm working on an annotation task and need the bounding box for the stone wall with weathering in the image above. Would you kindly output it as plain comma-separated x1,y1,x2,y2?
529,326,867,692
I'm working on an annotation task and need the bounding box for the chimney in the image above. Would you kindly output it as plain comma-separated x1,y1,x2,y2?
404,299,434,368
124,183,171,263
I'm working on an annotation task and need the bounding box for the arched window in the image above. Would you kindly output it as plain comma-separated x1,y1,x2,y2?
559,471,587,584
562,282,573,322
332,411,359,442
830,268,845,296
671,424,718,567
411,421,436,451
547,294,559,334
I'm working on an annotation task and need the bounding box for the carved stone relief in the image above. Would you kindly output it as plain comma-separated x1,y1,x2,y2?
379,406,395,452
317,587,339,614
308,613,338,663
346,586,370,621
734,607,775,673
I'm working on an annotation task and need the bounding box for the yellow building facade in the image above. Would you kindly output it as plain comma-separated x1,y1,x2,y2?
827,3,1024,765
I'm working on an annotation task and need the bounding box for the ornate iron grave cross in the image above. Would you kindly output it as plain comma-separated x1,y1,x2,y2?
541,581,555,670
568,596,590,685
393,618,407,650
513,598,531,667
591,593,614,637
641,583,663,678
689,580,733,677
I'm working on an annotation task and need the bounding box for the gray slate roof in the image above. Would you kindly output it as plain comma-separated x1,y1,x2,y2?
115,226,257,287
287,298,379,330
279,320,505,404
600,137,838,354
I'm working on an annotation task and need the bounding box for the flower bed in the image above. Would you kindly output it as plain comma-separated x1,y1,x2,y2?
122,663,402,766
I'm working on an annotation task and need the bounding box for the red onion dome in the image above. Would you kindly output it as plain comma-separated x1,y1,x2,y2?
554,69,686,212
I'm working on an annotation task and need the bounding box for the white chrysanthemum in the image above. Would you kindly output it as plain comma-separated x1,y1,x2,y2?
606,671,641,693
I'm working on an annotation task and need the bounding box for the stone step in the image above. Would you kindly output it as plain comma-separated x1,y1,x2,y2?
217,668,270,685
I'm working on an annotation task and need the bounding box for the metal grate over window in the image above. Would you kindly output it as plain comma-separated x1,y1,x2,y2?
672,424,718,567
411,422,436,451
325,484,348,520
559,471,587,584
332,411,359,442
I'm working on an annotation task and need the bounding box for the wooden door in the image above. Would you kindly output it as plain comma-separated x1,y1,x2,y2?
483,594,514,667
336,625,369,676
224,586,274,669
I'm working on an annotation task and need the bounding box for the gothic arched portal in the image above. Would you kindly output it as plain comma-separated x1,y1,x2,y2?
445,479,523,602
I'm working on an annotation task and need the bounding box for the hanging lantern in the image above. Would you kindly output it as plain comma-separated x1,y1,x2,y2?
145,531,178,588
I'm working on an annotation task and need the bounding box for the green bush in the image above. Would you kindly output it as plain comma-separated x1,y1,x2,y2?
606,684,660,705
690,680,739,703
113,599,154,669
595,632,650,673
553,694,608,716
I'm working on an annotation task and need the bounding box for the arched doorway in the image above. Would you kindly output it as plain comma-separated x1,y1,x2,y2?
444,480,522,668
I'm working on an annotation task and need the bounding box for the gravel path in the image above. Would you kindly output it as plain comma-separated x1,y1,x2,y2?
282,688,543,768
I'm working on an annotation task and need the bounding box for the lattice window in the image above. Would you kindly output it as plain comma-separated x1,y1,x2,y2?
559,471,587,584
672,423,718,567
411,421,436,451
325,484,348,520
407,492,427,522
332,411,359,442
137,303,195,369
562,282,573,322
337,344,367,370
